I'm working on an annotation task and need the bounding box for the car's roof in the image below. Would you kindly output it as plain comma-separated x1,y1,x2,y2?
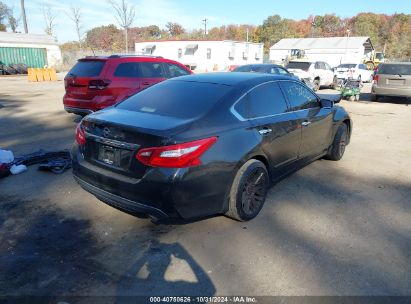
380,62,411,65
288,59,314,63
169,72,293,86
237,63,284,68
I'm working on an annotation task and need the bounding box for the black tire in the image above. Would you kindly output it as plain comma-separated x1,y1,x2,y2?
332,76,339,90
313,79,320,91
226,159,269,221
325,123,348,161
371,94,380,102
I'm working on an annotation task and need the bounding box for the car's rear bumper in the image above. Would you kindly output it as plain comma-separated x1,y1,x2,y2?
372,84,411,98
64,106,94,116
71,144,232,220
74,175,169,220
63,95,117,113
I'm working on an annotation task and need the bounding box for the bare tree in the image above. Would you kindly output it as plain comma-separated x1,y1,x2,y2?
66,6,83,49
108,0,135,53
41,3,57,37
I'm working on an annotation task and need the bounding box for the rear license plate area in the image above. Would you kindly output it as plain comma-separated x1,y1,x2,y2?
387,79,405,85
98,145,121,167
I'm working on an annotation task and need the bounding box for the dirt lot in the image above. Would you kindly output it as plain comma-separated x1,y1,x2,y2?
0,75,410,299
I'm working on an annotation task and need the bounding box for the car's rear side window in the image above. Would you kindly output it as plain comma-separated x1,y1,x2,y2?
116,80,231,119
286,62,311,71
378,64,411,75
69,60,105,77
114,62,143,78
235,82,288,119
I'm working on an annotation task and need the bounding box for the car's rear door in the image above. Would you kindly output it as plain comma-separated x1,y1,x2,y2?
235,81,301,170
105,60,143,103
139,61,167,90
279,80,334,158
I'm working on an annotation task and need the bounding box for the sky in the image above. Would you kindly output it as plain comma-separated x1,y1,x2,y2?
3,0,411,43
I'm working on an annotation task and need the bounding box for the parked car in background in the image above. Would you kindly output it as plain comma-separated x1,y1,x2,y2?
72,73,352,222
371,62,411,101
285,60,335,91
334,63,374,83
232,63,315,90
232,63,295,76
63,55,192,116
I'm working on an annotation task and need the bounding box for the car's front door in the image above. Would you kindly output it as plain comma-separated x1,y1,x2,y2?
280,81,334,158
237,81,301,169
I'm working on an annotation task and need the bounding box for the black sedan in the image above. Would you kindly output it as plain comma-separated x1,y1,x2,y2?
72,73,352,222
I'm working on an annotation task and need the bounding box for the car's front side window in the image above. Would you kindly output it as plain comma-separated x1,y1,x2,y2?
280,81,320,111
164,63,190,78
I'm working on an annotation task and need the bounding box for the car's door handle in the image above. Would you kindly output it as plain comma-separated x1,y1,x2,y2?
301,121,311,127
141,82,150,85
258,128,272,135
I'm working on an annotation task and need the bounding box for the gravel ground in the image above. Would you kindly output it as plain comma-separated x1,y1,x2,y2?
0,75,410,300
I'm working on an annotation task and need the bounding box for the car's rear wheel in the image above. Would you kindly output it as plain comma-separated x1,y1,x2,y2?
226,159,269,221
325,123,348,161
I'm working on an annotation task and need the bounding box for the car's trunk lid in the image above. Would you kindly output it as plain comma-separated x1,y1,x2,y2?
82,108,194,178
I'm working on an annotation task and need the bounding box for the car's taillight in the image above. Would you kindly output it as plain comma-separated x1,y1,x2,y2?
88,79,111,90
374,74,379,83
76,123,86,145
136,137,217,168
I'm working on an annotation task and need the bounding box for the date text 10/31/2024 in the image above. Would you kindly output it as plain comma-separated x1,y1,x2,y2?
150,296,257,303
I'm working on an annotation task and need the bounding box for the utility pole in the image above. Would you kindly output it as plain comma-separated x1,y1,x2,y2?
202,18,208,36
246,28,249,42
21,0,28,33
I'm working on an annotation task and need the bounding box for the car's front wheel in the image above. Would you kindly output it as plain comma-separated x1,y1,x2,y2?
226,159,269,221
325,123,348,161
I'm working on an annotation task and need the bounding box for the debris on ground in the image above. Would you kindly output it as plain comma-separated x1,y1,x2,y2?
0,149,71,178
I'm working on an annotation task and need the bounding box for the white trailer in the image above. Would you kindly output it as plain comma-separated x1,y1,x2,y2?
135,40,264,72
269,36,374,68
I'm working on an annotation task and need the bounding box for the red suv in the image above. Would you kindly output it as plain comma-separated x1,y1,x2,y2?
63,55,192,116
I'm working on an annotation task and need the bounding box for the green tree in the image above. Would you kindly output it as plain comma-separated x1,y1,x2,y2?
85,24,123,51
165,22,185,37
0,1,10,31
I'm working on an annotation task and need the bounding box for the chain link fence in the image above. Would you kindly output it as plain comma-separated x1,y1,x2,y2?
59,50,114,72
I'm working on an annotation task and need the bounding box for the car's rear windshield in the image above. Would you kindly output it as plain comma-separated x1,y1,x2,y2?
68,60,106,77
286,62,311,71
116,80,231,119
378,64,411,75
234,65,266,73
338,64,356,69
